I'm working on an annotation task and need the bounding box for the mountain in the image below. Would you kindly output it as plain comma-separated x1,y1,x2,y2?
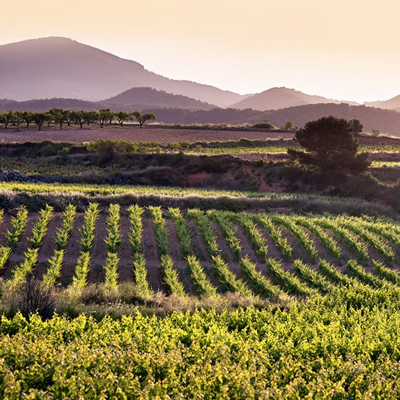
102,87,215,110
0,37,243,107
229,87,357,111
365,95,400,111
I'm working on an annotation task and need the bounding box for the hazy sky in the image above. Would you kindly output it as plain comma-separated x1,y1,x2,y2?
1,0,399,102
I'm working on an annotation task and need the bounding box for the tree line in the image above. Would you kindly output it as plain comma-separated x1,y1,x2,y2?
0,109,156,130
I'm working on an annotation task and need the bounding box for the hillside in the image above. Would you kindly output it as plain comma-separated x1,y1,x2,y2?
229,87,356,111
0,37,243,107
366,94,400,111
245,103,400,134
102,87,215,110
135,103,400,135
0,98,100,112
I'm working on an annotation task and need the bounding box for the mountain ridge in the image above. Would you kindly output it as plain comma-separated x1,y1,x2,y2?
2,37,400,114
0,37,243,107
229,87,359,111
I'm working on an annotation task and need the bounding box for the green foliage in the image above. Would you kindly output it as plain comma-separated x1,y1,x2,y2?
103,252,120,292
186,255,217,296
169,208,217,296
149,206,169,256
0,246,12,270
345,259,384,289
42,250,65,289
316,217,369,261
212,255,252,296
1,299,400,397
372,259,400,285
104,204,122,253
133,253,151,297
131,111,156,128
72,252,91,290
188,209,220,257
292,259,334,294
318,259,353,287
239,256,281,298
168,207,192,258
337,216,394,262
208,210,242,260
27,204,53,249
5,206,28,248
294,216,341,260
273,215,318,262
9,248,39,290
128,205,151,296
266,258,314,296
235,214,268,259
79,203,100,252
161,254,186,296
128,204,144,255
55,204,76,250
255,215,293,260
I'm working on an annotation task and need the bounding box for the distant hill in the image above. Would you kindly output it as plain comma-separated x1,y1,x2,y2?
0,90,215,113
0,98,100,112
242,103,400,135
365,95,400,111
102,87,215,110
2,98,400,137
229,87,357,111
0,37,243,107
142,103,400,136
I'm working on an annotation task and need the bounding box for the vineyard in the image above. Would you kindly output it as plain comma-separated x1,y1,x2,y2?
0,203,400,299
1,202,400,396
3,129,400,397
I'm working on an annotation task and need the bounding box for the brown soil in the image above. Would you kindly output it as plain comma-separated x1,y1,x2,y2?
1,126,399,146
0,126,293,143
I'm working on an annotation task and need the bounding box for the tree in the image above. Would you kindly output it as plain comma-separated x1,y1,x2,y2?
22,111,34,128
2,110,14,129
31,112,48,131
349,119,363,136
13,111,25,131
99,109,114,128
77,110,98,128
283,121,294,131
131,111,156,128
287,116,370,174
49,108,68,129
116,111,129,127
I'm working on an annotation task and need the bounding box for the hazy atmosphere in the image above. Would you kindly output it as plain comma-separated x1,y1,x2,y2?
1,0,400,103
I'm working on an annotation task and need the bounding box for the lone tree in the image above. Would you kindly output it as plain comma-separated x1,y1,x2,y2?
131,111,156,128
287,116,370,174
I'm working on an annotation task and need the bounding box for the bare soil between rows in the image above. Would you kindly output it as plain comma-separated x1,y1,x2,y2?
0,210,396,294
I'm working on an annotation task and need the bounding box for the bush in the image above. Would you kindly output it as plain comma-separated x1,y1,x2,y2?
288,116,370,174
17,276,55,319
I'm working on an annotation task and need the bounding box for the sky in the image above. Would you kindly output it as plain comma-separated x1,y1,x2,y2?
1,0,400,103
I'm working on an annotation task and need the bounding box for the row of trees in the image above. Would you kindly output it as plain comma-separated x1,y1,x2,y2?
0,109,156,130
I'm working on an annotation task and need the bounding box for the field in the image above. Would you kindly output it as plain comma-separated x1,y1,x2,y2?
0,125,292,143
0,203,399,295
2,126,400,397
